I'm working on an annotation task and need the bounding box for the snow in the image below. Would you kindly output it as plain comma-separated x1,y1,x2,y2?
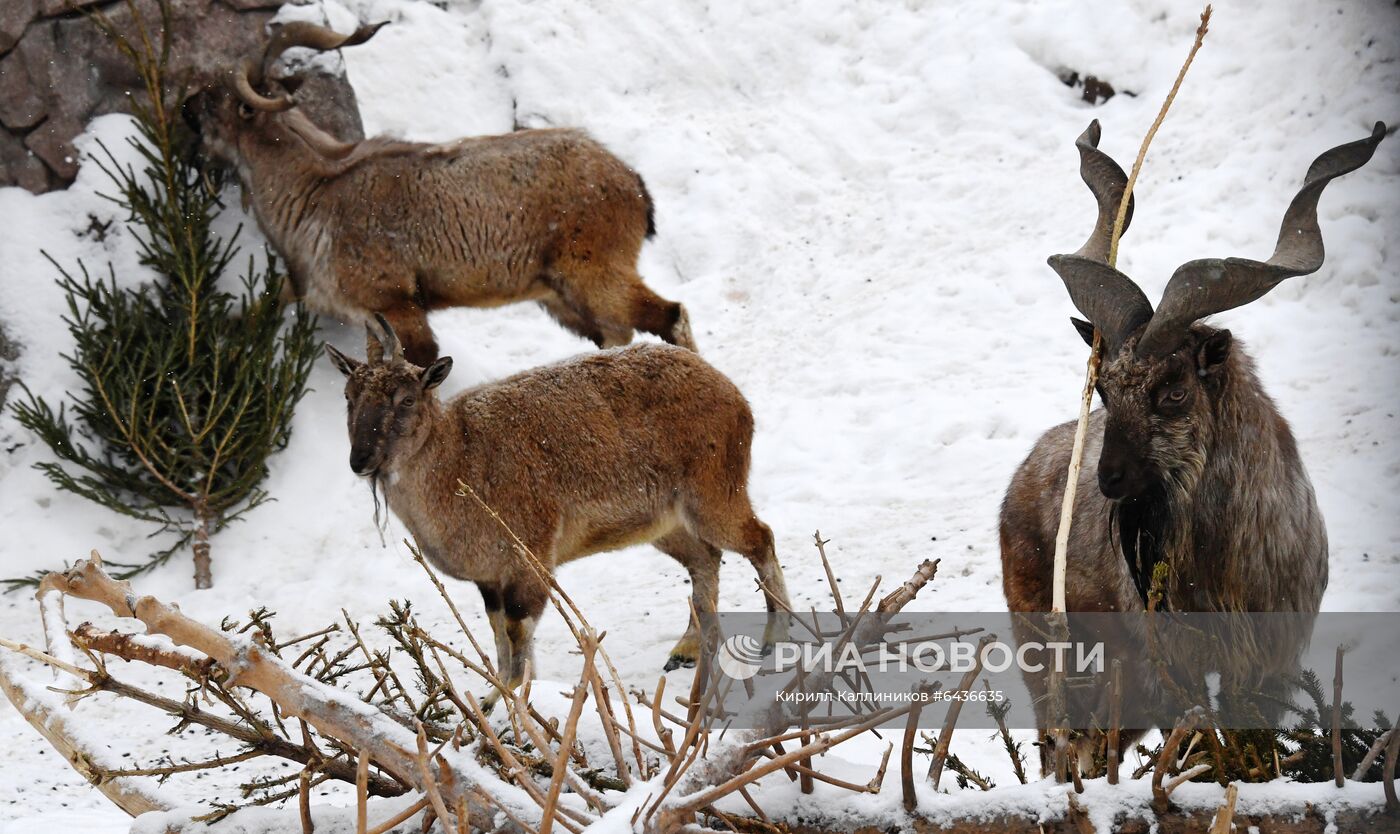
2,0,1398,830
108,772,1400,834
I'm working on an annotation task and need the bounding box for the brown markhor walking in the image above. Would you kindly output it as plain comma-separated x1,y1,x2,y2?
327,318,790,693
187,20,695,365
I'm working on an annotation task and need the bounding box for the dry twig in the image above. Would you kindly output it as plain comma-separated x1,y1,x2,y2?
928,634,996,789
1332,646,1345,787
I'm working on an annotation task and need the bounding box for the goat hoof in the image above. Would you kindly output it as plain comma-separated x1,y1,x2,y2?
663,654,696,672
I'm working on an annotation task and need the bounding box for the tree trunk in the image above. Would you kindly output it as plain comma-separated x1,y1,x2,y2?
192,504,213,589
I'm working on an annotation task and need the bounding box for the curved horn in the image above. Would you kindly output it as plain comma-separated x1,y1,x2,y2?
373,314,405,364
365,322,384,365
1047,121,1153,355
1048,255,1154,356
232,60,293,112
1137,122,1387,357
260,20,388,82
1072,120,1135,262
284,110,357,160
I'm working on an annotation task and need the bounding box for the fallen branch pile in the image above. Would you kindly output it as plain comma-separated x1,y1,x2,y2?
1,535,1396,833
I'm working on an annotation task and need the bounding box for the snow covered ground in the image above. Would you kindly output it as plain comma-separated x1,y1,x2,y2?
1,0,1397,830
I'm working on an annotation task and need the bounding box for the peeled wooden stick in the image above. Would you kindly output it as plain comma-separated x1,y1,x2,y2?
736,787,772,829
1354,728,1394,780
1164,762,1212,794
365,796,430,834
1208,783,1238,834
868,741,894,793
415,721,456,833
1385,725,1400,811
460,689,590,833
798,725,815,795
356,750,370,834
1107,659,1122,785
509,692,610,815
1106,5,1212,268
901,690,929,811
1050,349,1102,614
1044,8,1213,787
298,765,315,834
0,641,170,817
71,622,215,679
814,531,847,621
648,676,677,756
1050,3,1212,612
1153,707,1205,813
596,637,647,778
35,584,81,692
1066,791,1096,834
540,647,594,834
582,639,633,788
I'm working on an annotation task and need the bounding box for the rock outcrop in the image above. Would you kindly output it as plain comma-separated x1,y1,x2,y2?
0,0,366,192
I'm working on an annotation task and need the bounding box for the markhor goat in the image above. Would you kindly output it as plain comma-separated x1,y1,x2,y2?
1001,121,1385,751
326,318,790,691
188,21,695,366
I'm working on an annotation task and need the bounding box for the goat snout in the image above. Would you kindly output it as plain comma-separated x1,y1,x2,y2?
1097,463,1127,498
349,449,378,476
1096,456,1152,501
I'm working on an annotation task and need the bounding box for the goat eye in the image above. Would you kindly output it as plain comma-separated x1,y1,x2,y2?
400,396,416,408
1165,388,1186,403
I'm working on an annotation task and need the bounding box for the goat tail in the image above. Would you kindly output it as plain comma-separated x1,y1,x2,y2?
638,173,657,239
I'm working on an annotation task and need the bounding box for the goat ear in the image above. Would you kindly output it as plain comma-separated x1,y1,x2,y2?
1070,317,1097,347
324,344,360,377
1196,329,1232,375
421,356,453,391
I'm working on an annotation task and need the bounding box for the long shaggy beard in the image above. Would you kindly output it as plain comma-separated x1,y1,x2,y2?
368,474,389,547
1112,428,1210,608
1110,490,1172,607
1109,479,1196,609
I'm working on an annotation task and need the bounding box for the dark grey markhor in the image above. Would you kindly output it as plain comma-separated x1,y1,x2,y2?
1000,120,1386,762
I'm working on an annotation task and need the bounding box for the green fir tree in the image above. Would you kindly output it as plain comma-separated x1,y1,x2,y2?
9,2,318,589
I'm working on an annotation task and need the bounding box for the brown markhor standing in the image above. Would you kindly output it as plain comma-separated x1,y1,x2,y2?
326,318,790,691
1000,121,1385,762
187,21,695,366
